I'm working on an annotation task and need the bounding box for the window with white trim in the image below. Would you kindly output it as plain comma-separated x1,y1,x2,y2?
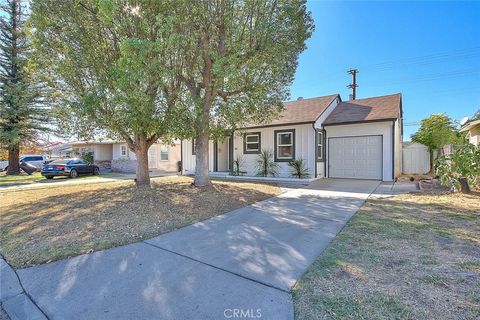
275,129,295,161
160,146,169,161
243,132,261,154
317,130,324,161
121,145,127,157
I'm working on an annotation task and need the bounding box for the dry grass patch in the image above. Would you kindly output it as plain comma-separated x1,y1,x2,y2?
0,176,280,268
293,192,480,320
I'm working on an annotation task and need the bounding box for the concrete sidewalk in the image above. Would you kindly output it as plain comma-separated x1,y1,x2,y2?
7,179,379,320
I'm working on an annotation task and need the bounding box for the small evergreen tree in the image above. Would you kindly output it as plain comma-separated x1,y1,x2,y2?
0,0,48,175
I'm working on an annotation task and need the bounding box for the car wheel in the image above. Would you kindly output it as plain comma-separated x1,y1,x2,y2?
69,169,78,178
46,176,54,180
93,167,99,175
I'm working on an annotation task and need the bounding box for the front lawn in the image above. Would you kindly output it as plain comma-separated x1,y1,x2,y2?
0,171,119,186
0,176,280,268
293,192,480,320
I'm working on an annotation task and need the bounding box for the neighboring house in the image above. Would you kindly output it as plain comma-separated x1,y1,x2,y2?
70,141,114,166
460,119,480,146
41,141,73,159
111,142,181,173
69,140,181,173
181,93,403,181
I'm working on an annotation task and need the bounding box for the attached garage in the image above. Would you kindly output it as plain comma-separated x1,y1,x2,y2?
322,94,403,182
328,135,383,180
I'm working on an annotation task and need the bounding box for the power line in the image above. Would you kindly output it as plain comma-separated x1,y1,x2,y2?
313,46,480,81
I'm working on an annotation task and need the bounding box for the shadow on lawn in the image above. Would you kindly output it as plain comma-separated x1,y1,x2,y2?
0,179,279,267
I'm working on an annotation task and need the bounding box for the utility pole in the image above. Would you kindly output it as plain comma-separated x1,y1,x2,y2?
347,68,359,100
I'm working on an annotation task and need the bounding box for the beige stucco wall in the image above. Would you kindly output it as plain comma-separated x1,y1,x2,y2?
71,143,112,161
467,124,480,146
93,144,113,161
112,143,180,173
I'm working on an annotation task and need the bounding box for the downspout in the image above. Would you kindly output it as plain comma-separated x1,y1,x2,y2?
323,126,327,179
392,120,395,181
213,141,218,172
312,123,317,178
180,140,183,175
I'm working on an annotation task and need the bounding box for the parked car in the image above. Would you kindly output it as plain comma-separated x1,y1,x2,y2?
3,154,47,172
20,155,47,169
0,160,7,171
41,158,100,179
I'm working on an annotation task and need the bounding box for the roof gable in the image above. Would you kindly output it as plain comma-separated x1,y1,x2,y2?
324,93,402,125
244,94,339,128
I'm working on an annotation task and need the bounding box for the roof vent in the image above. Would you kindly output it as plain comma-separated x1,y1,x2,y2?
297,97,303,100
349,94,354,101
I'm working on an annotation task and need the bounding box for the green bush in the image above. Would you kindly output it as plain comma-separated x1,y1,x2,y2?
288,159,310,178
232,155,244,176
82,151,94,164
435,144,480,192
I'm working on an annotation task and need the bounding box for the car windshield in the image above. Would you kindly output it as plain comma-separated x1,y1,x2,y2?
49,159,70,165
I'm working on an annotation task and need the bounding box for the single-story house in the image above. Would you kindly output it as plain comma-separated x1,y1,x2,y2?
181,93,403,181
69,141,181,173
460,119,480,146
111,141,181,173
70,141,114,163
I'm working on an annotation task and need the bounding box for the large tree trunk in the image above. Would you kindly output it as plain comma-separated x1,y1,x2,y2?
6,145,20,175
458,178,471,194
194,129,211,187
134,137,151,187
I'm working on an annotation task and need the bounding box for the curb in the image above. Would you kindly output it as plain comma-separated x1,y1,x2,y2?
0,257,48,320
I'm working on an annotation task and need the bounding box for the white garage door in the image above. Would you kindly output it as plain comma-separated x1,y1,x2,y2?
329,135,383,180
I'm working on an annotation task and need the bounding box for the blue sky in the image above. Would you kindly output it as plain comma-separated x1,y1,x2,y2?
290,0,480,140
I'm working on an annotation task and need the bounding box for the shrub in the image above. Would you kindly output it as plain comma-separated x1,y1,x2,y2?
256,150,279,177
82,151,94,164
288,159,310,178
435,144,480,193
232,155,244,176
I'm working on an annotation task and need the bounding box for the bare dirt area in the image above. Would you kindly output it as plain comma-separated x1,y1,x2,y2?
0,176,280,269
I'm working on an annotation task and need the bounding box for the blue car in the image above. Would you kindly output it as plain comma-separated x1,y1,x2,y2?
41,158,100,179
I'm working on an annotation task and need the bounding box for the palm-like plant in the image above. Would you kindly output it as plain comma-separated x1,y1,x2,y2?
256,150,279,177
232,155,244,176
288,159,310,178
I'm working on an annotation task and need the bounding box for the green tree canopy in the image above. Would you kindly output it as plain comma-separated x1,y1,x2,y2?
411,113,461,152
411,113,464,173
171,0,314,186
0,0,49,175
31,0,184,186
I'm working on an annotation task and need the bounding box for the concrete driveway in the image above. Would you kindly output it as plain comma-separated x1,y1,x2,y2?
7,179,379,320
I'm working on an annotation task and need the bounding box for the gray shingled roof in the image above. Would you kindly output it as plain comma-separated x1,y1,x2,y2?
324,93,402,125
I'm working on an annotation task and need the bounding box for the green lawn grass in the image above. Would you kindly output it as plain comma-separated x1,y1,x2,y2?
293,193,480,320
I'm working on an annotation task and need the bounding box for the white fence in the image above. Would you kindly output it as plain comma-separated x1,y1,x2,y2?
402,142,430,174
